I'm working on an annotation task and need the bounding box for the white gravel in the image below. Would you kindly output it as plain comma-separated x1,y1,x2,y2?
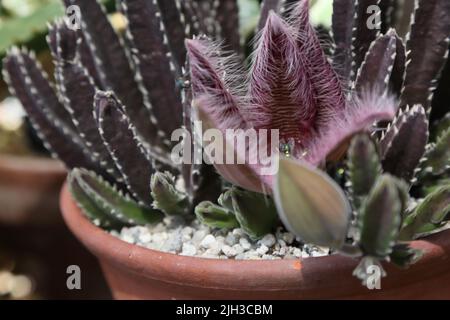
111,216,330,260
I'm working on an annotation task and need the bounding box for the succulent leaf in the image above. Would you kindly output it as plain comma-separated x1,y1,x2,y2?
95,91,154,207
358,175,403,258
77,32,104,90
6,47,76,133
421,128,450,176
2,49,97,170
423,175,450,195
400,184,450,240
400,0,450,108
354,30,398,95
230,187,278,240
332,0,355,83
69,170,121,228
156,0,188,67
393,177,410,216
274,158,351,248
432,113,450,141
195,201,240,230
150,172,189,216
390,34,406,96
381,105,429,182
218,189,235,212
49,19,103,89
182,0,219,37
70,168,163,226
63,0,153,147
120,0,183,151
347,134,381,208
177,0,202,37
432,50,450,120
216,0,241,54
180,69,223,207
47,19,77,62
389,242,423,268
49,20,122,181
352,0,381,79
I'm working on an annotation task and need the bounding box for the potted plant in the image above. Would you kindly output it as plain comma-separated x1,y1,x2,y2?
3,0,450,299
0,97,66,226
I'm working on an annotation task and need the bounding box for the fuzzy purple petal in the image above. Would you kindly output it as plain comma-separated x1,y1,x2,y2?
248,12,317,152
290,0,346,123
186,38,247,131
194,95,274,194
305,91,399,165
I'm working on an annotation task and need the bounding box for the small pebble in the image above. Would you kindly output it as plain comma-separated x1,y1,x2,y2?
225,233,238,246
239,238,252,250
200,234,217,249
256,245,269,255
203,247,221,257
222,245,238,257
181,226,194,237
232,228,246,237
139,233,152,243
293,248,302,258
216,236,225,245
277,239,287,247
113,215,330,260
192,230,207,244
282,233,295,245
162,231,182,252
232,244,244,255
260,234,276,247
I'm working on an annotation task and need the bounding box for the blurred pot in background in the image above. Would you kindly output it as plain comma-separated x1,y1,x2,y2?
0,97,111,299
0,96,66,225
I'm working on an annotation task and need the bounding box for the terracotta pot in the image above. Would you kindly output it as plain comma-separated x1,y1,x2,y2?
60,182,450,300
0,154,66,225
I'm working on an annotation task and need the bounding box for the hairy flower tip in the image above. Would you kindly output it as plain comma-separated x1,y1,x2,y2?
185,38,245,98
349,89,399,126
248,11,318,151
289,0,346,121
304,90,399,165
186,39,247,131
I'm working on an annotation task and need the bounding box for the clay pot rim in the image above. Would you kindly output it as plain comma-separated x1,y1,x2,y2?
0,153,66,176
60,181,450,293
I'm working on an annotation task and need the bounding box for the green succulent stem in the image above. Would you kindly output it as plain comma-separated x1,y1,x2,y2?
150,172,190,216
195,201,240,229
